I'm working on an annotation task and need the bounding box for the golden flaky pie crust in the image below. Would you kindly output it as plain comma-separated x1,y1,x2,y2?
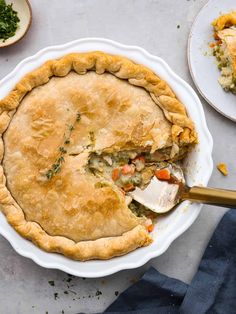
212,11,236,31
0,52,197,261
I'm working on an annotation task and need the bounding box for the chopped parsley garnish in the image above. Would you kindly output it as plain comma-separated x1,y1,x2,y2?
115,291,119,296
48,280,55,287
54,292,59,300
95,290,102,296
0,0,20,42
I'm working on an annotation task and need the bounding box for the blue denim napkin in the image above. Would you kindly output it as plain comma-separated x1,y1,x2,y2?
105,209,236,314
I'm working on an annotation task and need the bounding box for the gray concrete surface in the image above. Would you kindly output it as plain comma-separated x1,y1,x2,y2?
0,0,235,313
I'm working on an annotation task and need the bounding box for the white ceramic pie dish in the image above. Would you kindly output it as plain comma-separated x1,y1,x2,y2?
0,38,213,277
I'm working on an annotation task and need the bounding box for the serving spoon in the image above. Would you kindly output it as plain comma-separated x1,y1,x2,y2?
130,164,236,213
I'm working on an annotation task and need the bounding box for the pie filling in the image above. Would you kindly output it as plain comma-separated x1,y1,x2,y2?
89,149,179,191
212,28,236,94
128,199,158,232
88,148,185,224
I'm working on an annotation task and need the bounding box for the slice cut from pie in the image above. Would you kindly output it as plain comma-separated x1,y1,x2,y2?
212,12,236,94
0,52,197,260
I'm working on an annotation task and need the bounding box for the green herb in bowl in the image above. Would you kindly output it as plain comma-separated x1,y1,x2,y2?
0,0,20,42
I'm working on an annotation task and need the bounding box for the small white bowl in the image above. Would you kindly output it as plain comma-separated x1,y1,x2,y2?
0,0,32,48
0,38,213,277
188,0,236,122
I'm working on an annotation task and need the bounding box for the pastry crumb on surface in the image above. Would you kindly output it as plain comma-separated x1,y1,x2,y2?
217,163,228,176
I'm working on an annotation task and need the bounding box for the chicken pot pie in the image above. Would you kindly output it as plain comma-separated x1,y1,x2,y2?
212,11,236,94
0,52,197,260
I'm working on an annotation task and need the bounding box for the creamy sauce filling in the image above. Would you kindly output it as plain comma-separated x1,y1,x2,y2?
88,150,171,192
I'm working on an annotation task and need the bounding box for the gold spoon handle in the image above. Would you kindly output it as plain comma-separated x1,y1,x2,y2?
182,186,236,208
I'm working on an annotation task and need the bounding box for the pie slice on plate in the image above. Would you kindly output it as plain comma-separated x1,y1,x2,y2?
0,52,197,260
212,11,236,94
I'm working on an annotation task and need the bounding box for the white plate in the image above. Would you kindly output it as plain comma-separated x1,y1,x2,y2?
188,0,236,122
0,38,213,278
